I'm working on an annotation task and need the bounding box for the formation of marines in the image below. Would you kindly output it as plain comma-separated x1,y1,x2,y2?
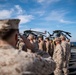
0,19,71,75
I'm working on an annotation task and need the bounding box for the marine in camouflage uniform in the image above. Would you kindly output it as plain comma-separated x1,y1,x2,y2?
0,19,56,75
27,34,39,52
38,36,46,51
53,37,63,75
45,37,51,53
60,36,69,75
49,40,54,57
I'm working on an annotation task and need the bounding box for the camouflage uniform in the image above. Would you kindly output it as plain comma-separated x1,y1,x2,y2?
61,41,69,75
46,41,50,53
18,40,24,49
53,44,63,75
0,19,56,75
33,40,39,50
0,45,56,75
38,41,46,51
49,42,54,57
16,38,27,52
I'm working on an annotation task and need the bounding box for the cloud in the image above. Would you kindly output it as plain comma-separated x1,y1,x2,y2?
45,10,66,21
17,15,34,24
37,0,60,4
37,0,44,3
45,10,76,24
0,9,13,19
60,19,76,24
15,5,23,14
31,10,45,17
35,11,45,16
31,27,53,32
0,5,34,24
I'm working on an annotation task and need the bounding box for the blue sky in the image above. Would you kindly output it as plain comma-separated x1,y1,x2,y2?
0,0,76,41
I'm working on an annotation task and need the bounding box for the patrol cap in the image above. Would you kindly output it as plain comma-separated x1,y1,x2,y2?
54,37,61,42
45,37,49,40
28,34,34,38
38,35,43,38
0,19,20,30
60,35,66,40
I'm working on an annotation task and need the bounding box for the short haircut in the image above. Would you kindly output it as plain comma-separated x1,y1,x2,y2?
55,37,61,42
38,35,43,40
0,29,18,40
45,37,49,41
60,35,66,40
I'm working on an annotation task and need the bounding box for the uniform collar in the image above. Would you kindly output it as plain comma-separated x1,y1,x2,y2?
0,44,15,49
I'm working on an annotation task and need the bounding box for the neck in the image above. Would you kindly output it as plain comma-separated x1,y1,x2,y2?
0,40,9,45
0,40,15,48
56,43,60,45
62,40,65,41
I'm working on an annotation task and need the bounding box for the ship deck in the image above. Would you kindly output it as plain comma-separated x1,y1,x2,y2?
69,48,76,75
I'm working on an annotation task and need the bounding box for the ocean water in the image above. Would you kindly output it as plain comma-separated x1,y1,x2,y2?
71,42,76,46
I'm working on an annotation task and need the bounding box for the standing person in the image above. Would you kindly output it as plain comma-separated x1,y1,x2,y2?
38,36,46,51
60,36,69,75
49,39,54,57
0,19,56,75
33,36,39,50
53,37,63,75
28,34,34,44
66,39,71,60
27,34,35,52
28,34,39,52
45,37,51,53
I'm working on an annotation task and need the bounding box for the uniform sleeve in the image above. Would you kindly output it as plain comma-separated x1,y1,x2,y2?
19,43,24,50
35,49,51,58
46,43,49,53
56,48,63,68
33,56,56,75
61,43,67,60
38,42,43,51
43,42,46,51
18,51,56,75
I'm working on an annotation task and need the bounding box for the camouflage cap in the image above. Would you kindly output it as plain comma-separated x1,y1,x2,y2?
60,35,66,40
0,19,20,30
28,34,34,39
54,37,61,42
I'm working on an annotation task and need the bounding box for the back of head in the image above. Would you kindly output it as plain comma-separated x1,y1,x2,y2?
0,19,20,40
54,37,61,45
45,37,49,41
66,39,70,42
38,35,43,40
55,37,61,42
28,34,34,40
60,35,66,41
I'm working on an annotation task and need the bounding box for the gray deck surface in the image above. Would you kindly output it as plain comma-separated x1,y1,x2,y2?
68,48,76,75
